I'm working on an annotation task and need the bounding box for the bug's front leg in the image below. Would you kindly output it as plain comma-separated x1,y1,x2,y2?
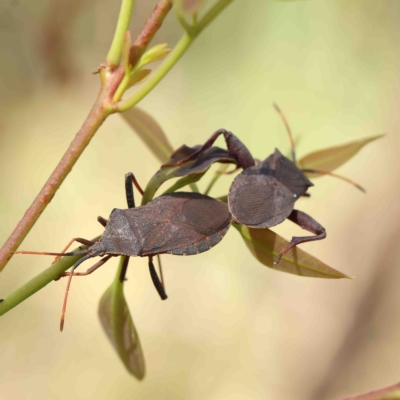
125,172,144,209
164,129,255,170
55,255,114,280
275,210,326,264
148,256,167,300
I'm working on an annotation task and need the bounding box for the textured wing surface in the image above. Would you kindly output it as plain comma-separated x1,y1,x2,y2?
137,193,232,256
262,149,313,196
228,164,296,228
168,223,231,255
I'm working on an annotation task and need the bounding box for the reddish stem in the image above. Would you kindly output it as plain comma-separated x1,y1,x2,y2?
0,1,174,272
337,381,400,400
0,84,113,271
129,0,173,65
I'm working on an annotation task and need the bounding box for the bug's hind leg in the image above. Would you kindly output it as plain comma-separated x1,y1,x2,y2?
148,256,167,300
275,210,326,264
52,238,96,265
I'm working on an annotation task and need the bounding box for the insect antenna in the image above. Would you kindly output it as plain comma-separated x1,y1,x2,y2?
15,249,89,257
302,168,366,193
60,253,93,332
273,103,296,163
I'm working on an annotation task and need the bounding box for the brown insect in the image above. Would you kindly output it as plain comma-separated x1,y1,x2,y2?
167,106,364,264
16,173,231,330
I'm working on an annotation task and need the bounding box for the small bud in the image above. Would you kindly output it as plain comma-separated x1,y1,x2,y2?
138,44,170,69
128,69,151,88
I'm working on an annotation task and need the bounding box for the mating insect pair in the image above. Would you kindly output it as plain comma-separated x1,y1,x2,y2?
16,106,363,329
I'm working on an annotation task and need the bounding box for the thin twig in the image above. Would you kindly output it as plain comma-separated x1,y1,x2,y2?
336,381,400,400
118,0,234,112
129,0,173,66
0,0,176,273
106,0,136,67
0,92,113,272
0,237,100,316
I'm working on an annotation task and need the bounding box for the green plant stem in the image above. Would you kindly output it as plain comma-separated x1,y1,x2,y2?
117,0,234,112
204,174,220,195
175,7,196,35
118,33,192,112
204,164,229,195
114,0,173,102
189,183,199,192
196,0,233,32
114,74,132,102
0,238,100,316
106,0,136,67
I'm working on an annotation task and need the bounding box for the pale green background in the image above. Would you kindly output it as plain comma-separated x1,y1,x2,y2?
1,1,400,399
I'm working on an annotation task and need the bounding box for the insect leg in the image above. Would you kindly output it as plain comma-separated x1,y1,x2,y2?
148,256,167,300
164,129,255,169
55,255,113,280
60,253,93,331
275,209,326,264
118,256,130,282
125,172,144,209
156,254,165,289
52,237,96,264
97,216,108,227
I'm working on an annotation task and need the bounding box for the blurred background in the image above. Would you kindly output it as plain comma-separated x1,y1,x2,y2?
1,1,399,399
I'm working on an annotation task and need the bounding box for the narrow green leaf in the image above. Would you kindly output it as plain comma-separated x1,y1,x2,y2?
162,171,206,195
337,381,400,400
234,224,351,279
98,257,145,380
121,107,174,163
297,134,384,176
